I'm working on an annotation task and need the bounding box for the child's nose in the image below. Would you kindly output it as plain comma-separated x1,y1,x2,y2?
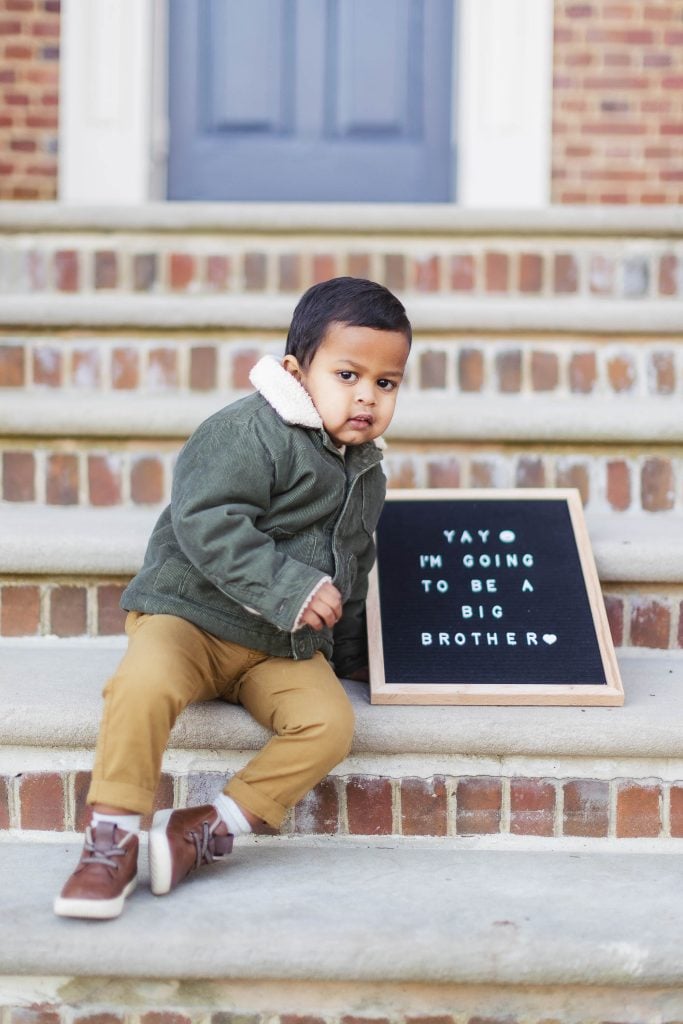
356,381,375,403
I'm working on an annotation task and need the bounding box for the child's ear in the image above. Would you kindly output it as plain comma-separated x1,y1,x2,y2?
282,355,302,380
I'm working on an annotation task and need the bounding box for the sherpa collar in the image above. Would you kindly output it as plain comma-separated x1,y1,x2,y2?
248,355,386,449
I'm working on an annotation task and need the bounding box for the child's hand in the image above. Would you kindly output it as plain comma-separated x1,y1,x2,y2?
300,582,342,631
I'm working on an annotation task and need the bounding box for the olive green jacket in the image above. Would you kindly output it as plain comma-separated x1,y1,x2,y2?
121,356,386,676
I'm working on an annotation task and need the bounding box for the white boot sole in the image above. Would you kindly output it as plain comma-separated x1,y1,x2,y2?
149,807,175,896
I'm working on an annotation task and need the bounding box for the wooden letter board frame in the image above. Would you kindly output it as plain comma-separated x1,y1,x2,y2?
367,489,624,706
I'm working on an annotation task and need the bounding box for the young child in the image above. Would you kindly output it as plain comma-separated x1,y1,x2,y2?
55,276,412,919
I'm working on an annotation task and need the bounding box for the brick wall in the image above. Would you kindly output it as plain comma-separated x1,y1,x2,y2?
553,0,683,203
0,0,60,200
1,1,682,204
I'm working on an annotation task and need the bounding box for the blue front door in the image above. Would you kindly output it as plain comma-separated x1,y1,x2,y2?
168,0,455,202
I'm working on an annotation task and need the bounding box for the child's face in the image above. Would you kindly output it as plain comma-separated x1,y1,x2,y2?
283,323,410,448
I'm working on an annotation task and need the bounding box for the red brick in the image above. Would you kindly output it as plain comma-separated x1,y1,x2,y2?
33,346,62,386
293,778,339,834
190,346,218,390
54,249,79,292
630,599,671,649
449,254,475,291
400,777,447,836
46,453,79,504
169,253,196,291
606,460,631,511
555,461,589,505
348,252,372,279
470,460,498,488
414,255,440,292
607,353,636,392
97,584,127,635
658,253,679,295
74,771,93,831
0,776,9,829
515,456,546,488
518,253,543,293
616,782,662,838
563,779,609,837
279,1017,325,1024
346,777,393,835
206,254,231,291
1,585,40,636
147,348,178,389
427,457,461,488
232,349,260,389
94,250,118,289
458,348,484,391
385,458,417,489
141,773,175,831
531,351,559,391
510,779,555,836
278,253,302,292
74,1015,124,1024
670,785,683,837
19,772,65,830
50,586,87,637
10,1008,61,1024
312,254,337,283
641,457,674,511
133,253,158,291
405,1018,455,1024
553,253,579,293
342,1018,391,1024
88,454,122,506
419,350,447,388
649,351,675,394
604,594,625,647
131,456,164,504
495,350,522,393
456,778,501,835
568,352,596,393
111,347,139,390
140,1014,192,1024
384,253,406,291
3,450,35,501
244,251,267,290
0,345,25,386
72,348,101,388
485,252,509,292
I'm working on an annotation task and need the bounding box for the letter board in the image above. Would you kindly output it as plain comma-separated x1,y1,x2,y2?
367,489,623,705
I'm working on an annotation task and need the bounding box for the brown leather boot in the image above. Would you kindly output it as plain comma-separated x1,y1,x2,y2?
54,822,138,919
149,805,234,896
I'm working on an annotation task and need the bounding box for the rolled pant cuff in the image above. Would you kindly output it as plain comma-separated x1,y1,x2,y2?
225,777,287,830
87,779,156,816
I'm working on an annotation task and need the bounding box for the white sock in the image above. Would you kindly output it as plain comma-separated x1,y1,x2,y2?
91,812,141,836
213,794,253,836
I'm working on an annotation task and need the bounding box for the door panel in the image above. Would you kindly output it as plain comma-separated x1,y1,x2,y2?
168,0,455,202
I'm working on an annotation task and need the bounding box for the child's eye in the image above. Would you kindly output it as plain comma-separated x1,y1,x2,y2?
337,370,357,382
377,378,396,391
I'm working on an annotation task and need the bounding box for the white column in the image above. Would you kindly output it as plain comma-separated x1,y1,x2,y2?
456,0,554,207
59,0,166,203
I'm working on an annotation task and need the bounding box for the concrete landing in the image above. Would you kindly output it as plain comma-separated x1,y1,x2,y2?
2,837,682,987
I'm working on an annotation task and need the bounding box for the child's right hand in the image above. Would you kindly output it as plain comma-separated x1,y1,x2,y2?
299,582,342,631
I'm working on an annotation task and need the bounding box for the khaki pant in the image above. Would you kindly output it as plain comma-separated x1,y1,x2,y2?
87,612,355,829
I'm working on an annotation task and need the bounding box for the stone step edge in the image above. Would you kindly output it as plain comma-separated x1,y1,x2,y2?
2,294,683,332
1,643,681,760
1,503,680,583
3,837,683,988
3,390,683,444
3,200,683,236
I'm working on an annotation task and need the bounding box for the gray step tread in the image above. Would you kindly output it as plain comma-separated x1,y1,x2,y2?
1,502,681,583
2,293,683,332
3,390,682,443
1,641,681,759
3,836,682,985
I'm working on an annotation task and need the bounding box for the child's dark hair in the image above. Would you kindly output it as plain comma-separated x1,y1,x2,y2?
285,276,412,368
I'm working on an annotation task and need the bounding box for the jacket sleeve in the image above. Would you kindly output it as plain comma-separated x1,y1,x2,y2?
170,415,327,633
331,530,376,678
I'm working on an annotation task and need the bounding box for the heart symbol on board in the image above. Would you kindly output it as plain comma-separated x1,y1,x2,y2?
542,634,558,645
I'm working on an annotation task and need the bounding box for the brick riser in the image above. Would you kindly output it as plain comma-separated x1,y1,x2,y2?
2,442,680,513
4,769,682,842
1,332,682,396
1,581,681,649
2,238,683,299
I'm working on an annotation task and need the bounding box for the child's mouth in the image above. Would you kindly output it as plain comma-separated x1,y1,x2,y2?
348,415,373,428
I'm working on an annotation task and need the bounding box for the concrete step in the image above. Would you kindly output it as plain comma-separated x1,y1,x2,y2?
2,639,683,842
2,835,683,1022
1,503,682,648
